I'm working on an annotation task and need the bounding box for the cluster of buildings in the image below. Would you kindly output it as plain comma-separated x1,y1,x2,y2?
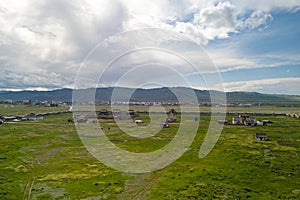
218,114,273,127
0,111,71,124
218,114,274,141
73,109,180,129
286,113,300,118
73,109,139,124
0,112,44,123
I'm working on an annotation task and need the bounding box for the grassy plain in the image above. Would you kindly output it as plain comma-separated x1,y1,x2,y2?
95,105,299,114
0,104,69,116
0,104,300,199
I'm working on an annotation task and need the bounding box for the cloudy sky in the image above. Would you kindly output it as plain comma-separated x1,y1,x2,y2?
0,0,299,95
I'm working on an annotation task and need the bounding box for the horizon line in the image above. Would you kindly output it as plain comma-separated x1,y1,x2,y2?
0,86,299,96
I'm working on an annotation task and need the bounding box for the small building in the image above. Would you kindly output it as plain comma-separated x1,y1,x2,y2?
255,133,268,141
22,113,43,120
135,119,143,124
76,118,87,123
74,114,85,119
244,117,257,126
256,120,265,126
232,117,243,125
166,117,179,123
128,110,138,118
3,116,17,121
161,122,169,128
91,119,98,124
239,114,250,119
262,120,273,124
67,118,74,123
85,114,97,119
98,110,113,119
166,109,179,123
218,120,228,125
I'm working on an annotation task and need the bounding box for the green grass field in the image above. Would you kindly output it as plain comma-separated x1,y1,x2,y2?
0,104,300,199
0,104,69,116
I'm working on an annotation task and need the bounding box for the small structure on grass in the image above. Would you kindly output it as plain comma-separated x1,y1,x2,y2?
262,120,273,124
135,119,143,124
218,120,228,125
3,116,17,121
76,118,87,123
256,120,265,126
244,117,257,126
161,122,169,128
98,109,113,119
232,117,243,125
166,109,179,123
74,114,85,119
67,118,74,123
255,133,268,141
239,114,250,119
128,110,139,118
22,113,43,120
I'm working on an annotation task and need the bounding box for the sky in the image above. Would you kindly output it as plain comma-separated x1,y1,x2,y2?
0,0,299,95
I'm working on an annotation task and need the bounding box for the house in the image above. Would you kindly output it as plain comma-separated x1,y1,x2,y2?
67,118,74,123
3,116,17,121
135,119,143,124
262,120,273,124
239,114,250,119
23,100,32,106
128,110,138,118
256,120,265,126
91,120,98,124
76,118,87,123
218,120,228,125
255,133,268,141
244,117,257,126
232,117,243,125
98,110,113,119
74,114,85,119
166,109,179,123
22,113,43,120
166,117,179,123
85,114,97,119
161,122,169,128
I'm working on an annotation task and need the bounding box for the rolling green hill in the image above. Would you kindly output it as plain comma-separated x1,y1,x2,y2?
0,87,299,103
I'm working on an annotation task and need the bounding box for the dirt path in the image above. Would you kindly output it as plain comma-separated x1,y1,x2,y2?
15,158,37,200
118,170,164,200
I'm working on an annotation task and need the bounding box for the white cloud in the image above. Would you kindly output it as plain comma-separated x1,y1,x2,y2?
0,0,299,91
237,10,273,30
219,78,300,95
0,69,73,90
229,0,300,13
206,44,300,73
193,1,236,39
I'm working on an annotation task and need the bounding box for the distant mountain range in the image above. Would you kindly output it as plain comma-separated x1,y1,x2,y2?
0,87,300,104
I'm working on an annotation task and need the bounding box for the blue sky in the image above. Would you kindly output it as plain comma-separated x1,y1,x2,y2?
0,0,299,95
203,9,300,94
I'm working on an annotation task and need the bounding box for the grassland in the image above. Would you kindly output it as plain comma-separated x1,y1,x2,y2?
0,104,69,116
0,104,300,199
95,105,299,114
